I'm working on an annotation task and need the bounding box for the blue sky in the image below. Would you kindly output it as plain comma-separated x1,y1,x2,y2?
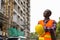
30,0,60,32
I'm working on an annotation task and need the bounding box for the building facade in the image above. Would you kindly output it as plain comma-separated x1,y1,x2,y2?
0,0,3,32
13,0,30,40
0,0,30,40
0,0,9,36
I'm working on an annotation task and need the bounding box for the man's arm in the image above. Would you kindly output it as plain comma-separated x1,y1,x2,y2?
50,20,57,40
46,20,57,31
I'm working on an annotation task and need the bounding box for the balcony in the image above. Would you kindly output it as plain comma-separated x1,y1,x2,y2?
13,13,24,29
14,0,25,14
13,9,24,21
0,11,9,24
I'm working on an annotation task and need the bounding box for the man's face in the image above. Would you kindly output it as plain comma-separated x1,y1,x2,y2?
43,10,51,18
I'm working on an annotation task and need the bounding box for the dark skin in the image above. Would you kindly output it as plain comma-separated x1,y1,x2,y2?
43,9,51,20
43,9,52,31
43,9,56,40
43,9,52,23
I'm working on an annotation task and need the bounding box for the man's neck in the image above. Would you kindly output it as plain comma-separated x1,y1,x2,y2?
44,17,50,20
44,17,50,23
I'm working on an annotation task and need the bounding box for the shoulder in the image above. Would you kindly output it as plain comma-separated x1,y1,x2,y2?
38,20,43,24
50,19,57,24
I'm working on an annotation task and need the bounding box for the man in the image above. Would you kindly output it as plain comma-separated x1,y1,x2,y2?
38,9,56,40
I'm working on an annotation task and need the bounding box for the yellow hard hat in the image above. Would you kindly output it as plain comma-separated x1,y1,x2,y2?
35,24,45,36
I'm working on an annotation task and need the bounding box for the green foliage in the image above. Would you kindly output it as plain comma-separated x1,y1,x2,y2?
56,17,60,37
30,32,38,38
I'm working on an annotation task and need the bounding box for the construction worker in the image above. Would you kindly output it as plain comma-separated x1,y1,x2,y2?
37,9,56,40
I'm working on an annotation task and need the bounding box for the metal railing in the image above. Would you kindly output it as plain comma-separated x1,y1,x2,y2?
5,36,26,40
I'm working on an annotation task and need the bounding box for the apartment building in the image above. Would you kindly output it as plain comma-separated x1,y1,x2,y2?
0,0,30,40
0,0,9,36
13,0,30,40
0,0,3,31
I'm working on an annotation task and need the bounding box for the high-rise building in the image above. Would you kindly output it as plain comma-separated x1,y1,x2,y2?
0,0,3,31
0,0,30,40
0,0,9,36
13,0,30,40
0,1,9,38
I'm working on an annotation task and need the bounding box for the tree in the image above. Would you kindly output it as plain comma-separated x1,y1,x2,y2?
30,32,38,38
56,17,60,38
30,32,38,40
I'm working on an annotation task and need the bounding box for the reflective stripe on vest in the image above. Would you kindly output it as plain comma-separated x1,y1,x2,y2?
38,20,54,39
39,37,44,40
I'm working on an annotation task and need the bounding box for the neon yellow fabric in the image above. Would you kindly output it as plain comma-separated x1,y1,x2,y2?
44,35,51,38
39,37,44,40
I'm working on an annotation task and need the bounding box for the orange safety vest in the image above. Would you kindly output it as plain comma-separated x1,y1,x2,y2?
38,20,54,40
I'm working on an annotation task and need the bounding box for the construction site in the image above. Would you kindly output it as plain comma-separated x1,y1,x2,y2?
0,0,30,40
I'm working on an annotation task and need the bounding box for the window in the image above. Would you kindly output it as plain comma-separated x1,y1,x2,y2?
18,6,20,14
21,29,23,31
27,8,28,11
18,15,20,18
21,10,23,13
21,2,23,5
14,1,16,5
20,10,23,16
23,9,25,12
24,1,25,3
17,15,20,22
18,6,20,9
21,19,23,21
